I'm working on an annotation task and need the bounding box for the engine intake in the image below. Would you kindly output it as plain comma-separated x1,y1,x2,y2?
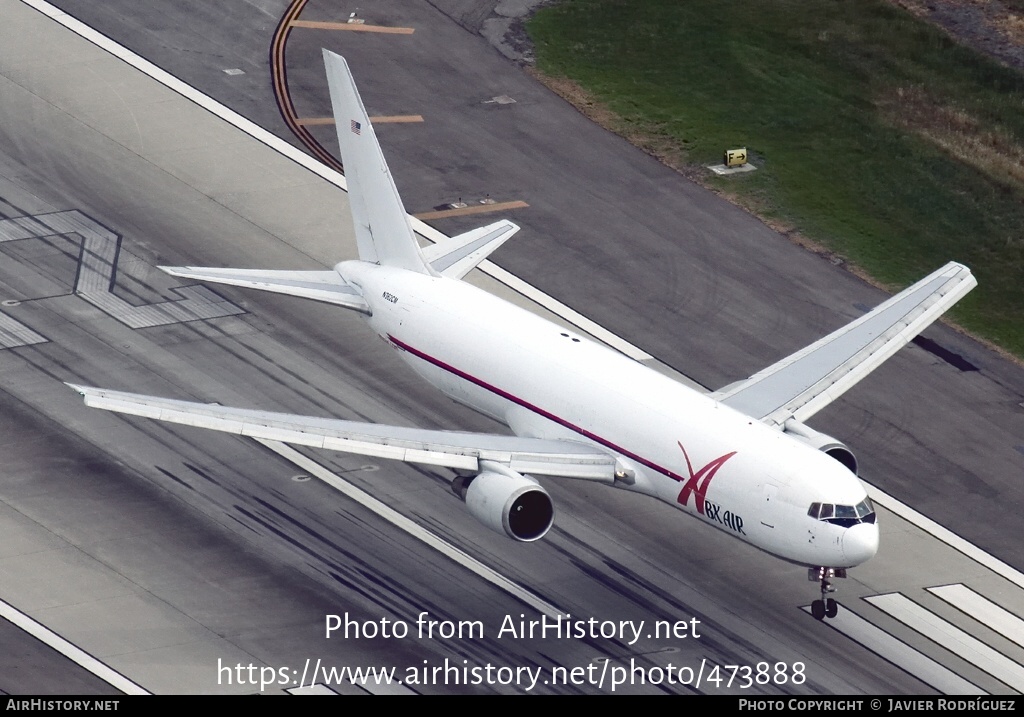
784,419,858,475
452,465,554,542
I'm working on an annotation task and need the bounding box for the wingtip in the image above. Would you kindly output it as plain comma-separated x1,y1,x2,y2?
941,261,976,284
64,382,91,398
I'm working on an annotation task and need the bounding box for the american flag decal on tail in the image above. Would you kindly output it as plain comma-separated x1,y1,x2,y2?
350,119,361,135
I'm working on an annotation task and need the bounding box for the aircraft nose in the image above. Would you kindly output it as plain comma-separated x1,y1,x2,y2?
841,522,879,565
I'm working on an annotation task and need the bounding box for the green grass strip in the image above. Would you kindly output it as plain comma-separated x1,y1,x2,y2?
528,0,1024,357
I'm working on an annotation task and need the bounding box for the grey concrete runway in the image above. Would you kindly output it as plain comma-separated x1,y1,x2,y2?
0,0,1022,695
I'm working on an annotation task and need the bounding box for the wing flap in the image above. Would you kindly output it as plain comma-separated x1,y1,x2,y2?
69,385,616,480
714,262,976,425
160,266,370,314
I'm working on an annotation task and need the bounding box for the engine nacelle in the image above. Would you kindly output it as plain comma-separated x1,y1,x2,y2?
784,419,858,475
452,467,554,542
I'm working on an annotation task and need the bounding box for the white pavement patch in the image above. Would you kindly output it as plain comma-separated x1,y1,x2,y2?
0,597,150,694
255,439,564,619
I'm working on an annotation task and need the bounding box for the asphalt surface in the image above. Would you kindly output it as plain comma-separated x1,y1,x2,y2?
0,0,1022,695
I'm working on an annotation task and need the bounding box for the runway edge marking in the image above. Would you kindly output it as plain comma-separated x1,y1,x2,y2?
16,0,651,363
0,598,150,694
16,0,1024,599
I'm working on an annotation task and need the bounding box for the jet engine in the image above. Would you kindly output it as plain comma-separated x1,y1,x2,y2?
783,419,858,475
451,464,554,542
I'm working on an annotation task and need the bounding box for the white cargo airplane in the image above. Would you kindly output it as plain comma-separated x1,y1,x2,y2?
69,51,976,621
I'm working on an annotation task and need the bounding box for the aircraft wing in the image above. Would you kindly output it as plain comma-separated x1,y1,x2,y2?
160,266,370,315
67,385,617,481
712,262,976,427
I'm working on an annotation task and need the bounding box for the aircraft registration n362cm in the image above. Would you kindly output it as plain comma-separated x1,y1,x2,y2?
70,51,976,621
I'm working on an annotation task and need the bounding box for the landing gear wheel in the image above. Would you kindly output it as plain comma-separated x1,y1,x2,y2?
809,567,847,621
811,600,826,621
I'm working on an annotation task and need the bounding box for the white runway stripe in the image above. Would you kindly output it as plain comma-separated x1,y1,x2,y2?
286,684,338,695
0,311,47,348
802,603,983,695
359,680,418,695
928,584,1024,650
0,598,149,694
866,593,1024,692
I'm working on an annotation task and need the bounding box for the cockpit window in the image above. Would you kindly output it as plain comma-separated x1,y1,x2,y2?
835,504,857,519
807,499,876,527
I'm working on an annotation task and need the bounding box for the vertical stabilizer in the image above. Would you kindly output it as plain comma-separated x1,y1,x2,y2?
323,50,431,274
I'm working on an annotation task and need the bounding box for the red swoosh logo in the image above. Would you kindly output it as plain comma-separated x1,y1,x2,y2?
677,442,737,515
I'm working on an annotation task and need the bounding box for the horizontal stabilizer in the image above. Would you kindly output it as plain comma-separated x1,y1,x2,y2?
714,262,976,426
421,220,520,279
67,385,617,481
160,266,370,315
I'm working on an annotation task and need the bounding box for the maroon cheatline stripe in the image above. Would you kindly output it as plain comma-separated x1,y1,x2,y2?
387,333,690,485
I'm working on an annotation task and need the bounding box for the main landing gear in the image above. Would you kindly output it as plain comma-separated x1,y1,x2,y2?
809,567,846,620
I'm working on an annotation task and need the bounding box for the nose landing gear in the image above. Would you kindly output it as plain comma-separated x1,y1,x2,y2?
809,567,846,620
